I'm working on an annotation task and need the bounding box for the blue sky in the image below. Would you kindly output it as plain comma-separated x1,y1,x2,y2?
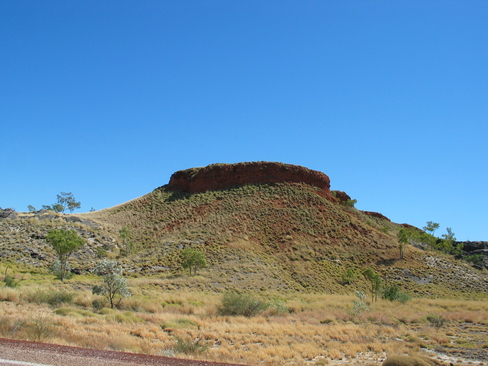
1,1,487,241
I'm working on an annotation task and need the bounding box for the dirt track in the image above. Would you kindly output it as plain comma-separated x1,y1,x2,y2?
0,338,247,366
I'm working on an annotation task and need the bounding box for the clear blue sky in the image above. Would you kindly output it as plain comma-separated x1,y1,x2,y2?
1,1,487,241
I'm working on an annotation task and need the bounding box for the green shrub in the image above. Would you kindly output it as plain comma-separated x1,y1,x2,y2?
381,285,411,303
396,292,411,304
218,292,269,317
340,268,356,285
105,311,144,324
464,254,483,265
3,274,19,288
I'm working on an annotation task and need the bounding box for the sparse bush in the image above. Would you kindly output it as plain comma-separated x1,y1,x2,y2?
172,336,209,355
265,297,289,316
92,298,107,310
161,318,199,330
0,316,25,336
426,313,445,328
218,292,269,317
29,316,56,341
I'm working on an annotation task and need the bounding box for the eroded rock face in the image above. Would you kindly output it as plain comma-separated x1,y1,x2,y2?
168,162,335,200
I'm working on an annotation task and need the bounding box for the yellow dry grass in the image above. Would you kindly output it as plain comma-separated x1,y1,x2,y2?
0,279,487,366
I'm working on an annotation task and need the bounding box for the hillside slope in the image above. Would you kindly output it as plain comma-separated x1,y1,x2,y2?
1,162,487,298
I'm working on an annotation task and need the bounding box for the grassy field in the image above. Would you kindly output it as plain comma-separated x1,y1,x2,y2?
1,269,487,366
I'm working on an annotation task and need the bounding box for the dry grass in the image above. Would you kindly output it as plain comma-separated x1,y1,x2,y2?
1,278,487,366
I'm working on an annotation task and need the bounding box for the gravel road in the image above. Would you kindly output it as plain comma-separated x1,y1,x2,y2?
0,338,247,366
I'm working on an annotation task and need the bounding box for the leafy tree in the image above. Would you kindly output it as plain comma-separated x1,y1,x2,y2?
423,221,440,236
57,192,81,213
181,248,207,275
363,267,382,303
27,205,36,212
45,229,84,282
92,260,131,309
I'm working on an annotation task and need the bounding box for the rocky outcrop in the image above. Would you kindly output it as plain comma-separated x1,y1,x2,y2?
331,190,351,203
0,208,17,220
457,241,488,252
168,162,335,200
362,211,391,221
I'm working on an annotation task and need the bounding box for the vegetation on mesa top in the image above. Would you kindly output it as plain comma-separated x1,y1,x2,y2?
28,192,81,214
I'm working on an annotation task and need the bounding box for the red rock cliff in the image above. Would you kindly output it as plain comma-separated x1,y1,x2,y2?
168,162,335,200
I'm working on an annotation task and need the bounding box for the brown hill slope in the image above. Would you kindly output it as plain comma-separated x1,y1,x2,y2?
1,162,487,298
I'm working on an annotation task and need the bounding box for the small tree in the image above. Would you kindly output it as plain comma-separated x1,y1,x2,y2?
92,260,131,309
441,227,462,254
119,225,134,255
397,228,411,259
42,203,64,213
45,229,84,282
181,248,207,275
350,290,369,316
57,192,81,213
363,267,382,303
423,221,440,236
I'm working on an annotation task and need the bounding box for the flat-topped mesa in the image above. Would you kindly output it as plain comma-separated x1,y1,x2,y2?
168,162,335,200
